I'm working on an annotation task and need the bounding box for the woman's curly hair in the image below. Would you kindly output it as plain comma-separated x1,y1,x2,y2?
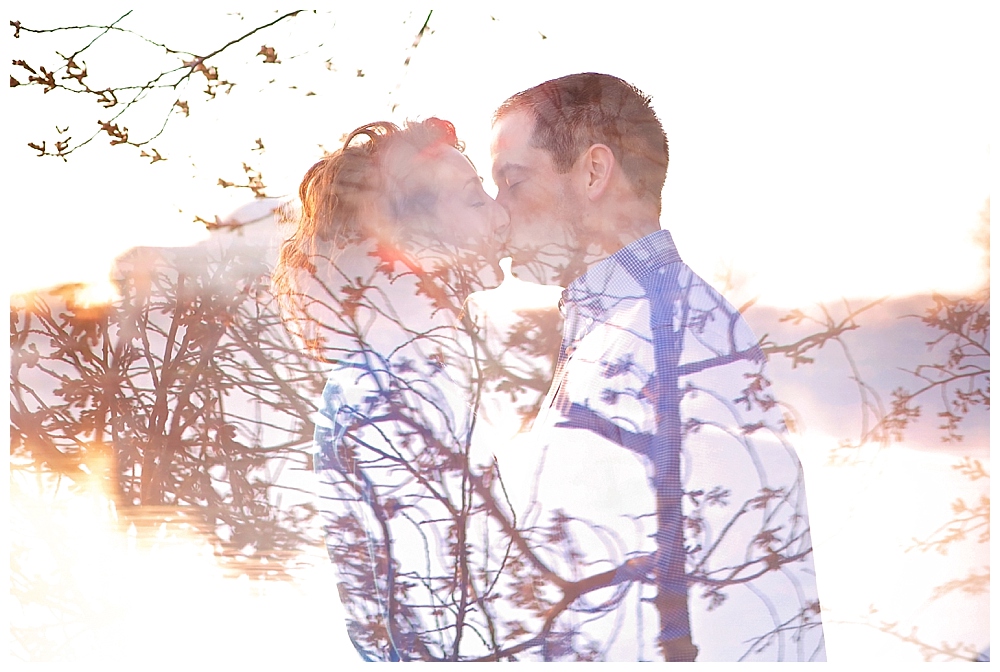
271,118,461,348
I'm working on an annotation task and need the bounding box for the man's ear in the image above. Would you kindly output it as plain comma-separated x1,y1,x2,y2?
577,144,616,201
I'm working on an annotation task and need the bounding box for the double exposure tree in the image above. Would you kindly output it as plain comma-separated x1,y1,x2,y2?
271,228,827,660
9,8,988,664
737,205,990,662
10,242,325,574
10,241,331,658
12,10,306,161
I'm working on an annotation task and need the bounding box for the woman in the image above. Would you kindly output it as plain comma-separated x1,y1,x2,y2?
272,119,521,661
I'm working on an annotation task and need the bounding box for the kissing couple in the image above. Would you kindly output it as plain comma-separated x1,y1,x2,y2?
272,72,825,662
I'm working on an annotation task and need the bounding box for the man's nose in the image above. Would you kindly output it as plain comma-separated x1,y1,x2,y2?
493,185,510,211
492,202,512,245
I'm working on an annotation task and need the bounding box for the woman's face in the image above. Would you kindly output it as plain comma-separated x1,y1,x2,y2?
395,146,510,254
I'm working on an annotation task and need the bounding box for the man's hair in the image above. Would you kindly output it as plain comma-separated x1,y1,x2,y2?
494,73,668,204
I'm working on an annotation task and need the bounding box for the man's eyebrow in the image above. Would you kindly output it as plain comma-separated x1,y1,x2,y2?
493,162,526,180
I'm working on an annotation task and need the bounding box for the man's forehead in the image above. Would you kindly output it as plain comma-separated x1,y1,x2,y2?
491,109,535,155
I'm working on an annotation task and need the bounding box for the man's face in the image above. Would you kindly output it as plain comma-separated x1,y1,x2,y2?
490,110,583,268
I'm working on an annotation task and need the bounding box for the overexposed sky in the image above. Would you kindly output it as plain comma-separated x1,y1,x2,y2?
7,3,992,304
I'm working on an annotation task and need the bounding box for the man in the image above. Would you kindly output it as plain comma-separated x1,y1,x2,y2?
487,73,826,662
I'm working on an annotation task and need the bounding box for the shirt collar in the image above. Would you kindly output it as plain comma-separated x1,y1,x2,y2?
559,229,683,319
